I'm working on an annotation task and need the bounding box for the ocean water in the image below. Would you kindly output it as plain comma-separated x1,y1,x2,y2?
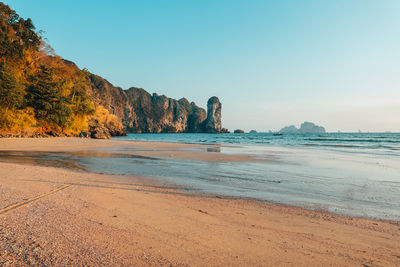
115,132,400,154
108,133,400,221
2,133,399,221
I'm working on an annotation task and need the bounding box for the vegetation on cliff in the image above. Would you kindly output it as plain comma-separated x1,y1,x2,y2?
0,3,222,137
0,3,122,137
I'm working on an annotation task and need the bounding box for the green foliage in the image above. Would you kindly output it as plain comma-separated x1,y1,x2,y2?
0,2,41,63
69,70,95,115
0,107,36,131
0,66,24,109
0,2,97,135
26,66,71,129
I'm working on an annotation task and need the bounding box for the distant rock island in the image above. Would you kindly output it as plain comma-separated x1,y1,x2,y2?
279,122,326,134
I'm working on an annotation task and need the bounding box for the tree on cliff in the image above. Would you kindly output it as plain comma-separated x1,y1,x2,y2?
0,2,111,136
0,66,24,110
0,2,40,64
26,66,71,129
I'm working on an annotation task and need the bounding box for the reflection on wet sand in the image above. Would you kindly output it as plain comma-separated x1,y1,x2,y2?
206,147,221,153
73,151,160,160
1,144,400,221
0,151,84,171
0,150,161,171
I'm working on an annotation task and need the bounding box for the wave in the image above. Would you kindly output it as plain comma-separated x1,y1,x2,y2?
305,138,400,143
116,132,400,155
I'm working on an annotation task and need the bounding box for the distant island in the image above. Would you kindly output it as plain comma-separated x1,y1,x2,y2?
279,122,326,134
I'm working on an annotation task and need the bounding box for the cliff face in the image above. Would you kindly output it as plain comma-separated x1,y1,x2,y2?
88,74,221,133
205,96,222,133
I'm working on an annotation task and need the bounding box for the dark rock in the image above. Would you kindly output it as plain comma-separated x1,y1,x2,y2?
188,102,207,133
221,128,230,133
234,129,245,133
45,131,58,137
249,130,257,133
79,131,89,138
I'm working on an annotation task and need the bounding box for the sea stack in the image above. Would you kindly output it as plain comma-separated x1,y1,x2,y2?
205,96,222,133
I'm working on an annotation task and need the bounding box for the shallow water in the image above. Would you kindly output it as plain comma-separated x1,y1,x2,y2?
0,151,84,171
115,132,400,156
79,144,400,221
1,133,399,221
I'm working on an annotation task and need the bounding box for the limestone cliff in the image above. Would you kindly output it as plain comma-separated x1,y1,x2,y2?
88,74,222,133
205,97,222,133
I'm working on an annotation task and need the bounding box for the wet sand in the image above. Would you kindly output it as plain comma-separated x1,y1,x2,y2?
0,138,399,266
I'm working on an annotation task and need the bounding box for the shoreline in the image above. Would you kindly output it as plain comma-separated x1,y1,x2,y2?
3,156,400,225
2,137,399,222
0,138,399,265
1,137,399,222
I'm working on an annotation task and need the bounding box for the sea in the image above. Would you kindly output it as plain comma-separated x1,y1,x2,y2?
2,132,399,221
109,132,400,221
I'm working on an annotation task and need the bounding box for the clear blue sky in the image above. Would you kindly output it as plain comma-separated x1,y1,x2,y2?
5,0,400,132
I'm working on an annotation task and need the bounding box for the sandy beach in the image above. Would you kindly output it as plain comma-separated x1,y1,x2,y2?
0,138,399,266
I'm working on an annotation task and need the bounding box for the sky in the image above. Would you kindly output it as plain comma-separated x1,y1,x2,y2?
5,0,400,132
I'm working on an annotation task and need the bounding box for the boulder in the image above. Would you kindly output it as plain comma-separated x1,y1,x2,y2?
234,129,244,133
79,131,90,138
90,126,111,139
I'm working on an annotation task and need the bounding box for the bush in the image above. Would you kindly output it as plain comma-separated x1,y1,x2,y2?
0,107,37,131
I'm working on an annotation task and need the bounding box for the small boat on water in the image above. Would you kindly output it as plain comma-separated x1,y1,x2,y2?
273,133,284,136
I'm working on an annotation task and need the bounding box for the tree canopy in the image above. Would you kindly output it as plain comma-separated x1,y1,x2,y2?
0,2,99,136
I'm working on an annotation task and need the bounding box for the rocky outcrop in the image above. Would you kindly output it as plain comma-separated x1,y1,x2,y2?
205,97,222,133
90,125,111,139
279,122,326,134
88,74,223,133
234,129,245,133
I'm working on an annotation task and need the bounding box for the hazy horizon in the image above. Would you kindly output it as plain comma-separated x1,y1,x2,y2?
6,0,399,132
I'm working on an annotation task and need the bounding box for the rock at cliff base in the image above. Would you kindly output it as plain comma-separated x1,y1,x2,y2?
234,129,244,134
90,126,111,139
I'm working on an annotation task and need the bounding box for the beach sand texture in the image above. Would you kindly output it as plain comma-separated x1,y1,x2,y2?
0,138,399,266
